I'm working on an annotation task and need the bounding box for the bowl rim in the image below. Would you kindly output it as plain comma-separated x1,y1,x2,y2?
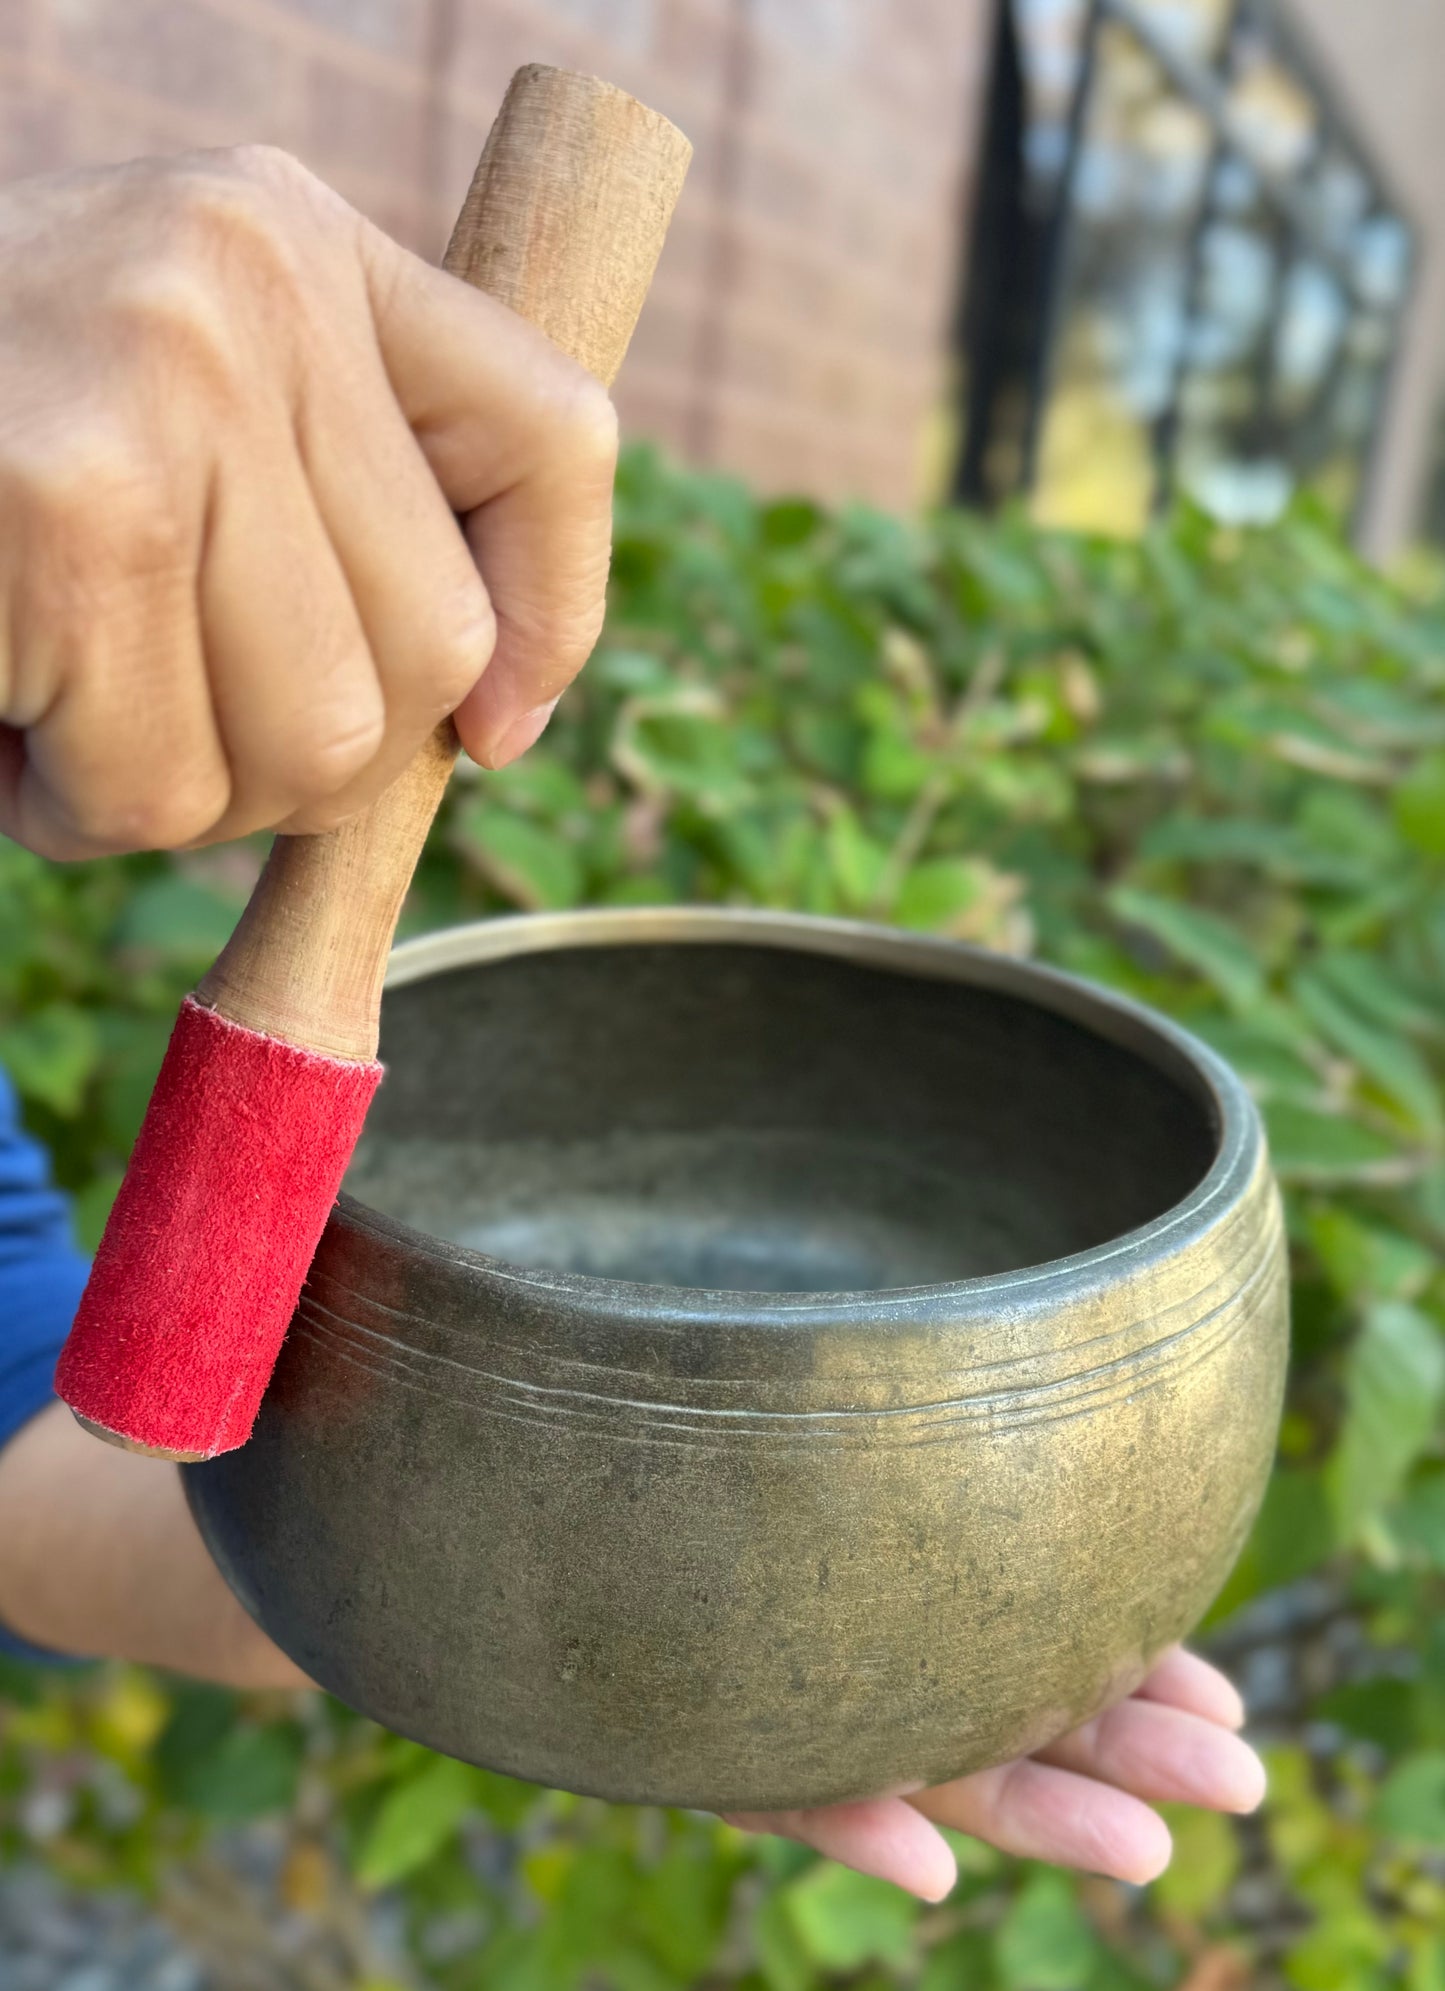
332,905,1269,1329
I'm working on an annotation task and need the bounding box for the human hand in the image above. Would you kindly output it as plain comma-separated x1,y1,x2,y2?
0,1400,308,1686
724,1645,1265,1899
0,148,616,861
0,1407,1262,1903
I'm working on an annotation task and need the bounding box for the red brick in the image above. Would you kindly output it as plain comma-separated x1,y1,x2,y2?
618,287,697,379
12,0,987,514
709,394,827,491
275,0,431,64
753,0,860,66
338,181,435,254
645,200,713,288
58,81,181,164
734,138,825,234
0,72,65,177
563,0,658,62
448,0,590,108
299,53,424,182
52,0,296,135
613,371,697,457
654,0,732,83
733,234,837,323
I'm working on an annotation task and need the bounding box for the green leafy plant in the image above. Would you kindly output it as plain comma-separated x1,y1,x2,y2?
4,446,1445,1986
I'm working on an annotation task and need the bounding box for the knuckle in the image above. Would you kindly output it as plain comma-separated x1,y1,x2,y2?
135,782,229,850
524,356,619,484
428,588,496,709
557,371,620,472
162,152,310,302
11,428,186,591
66,774,227,854
291,698,386,799
110,257,241,396
223,141,309,190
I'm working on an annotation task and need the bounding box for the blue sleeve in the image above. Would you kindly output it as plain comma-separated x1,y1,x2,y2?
0,1067,90,1661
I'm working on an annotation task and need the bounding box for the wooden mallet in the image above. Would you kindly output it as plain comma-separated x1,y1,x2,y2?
55,66,691,1461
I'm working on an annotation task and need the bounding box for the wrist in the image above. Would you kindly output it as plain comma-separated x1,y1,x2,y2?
0,1401,308,1687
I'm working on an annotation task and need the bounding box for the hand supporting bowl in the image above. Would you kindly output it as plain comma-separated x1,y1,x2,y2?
185,907,1288,1812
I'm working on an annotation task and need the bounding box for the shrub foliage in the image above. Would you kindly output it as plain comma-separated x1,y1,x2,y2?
4,447,1445,1987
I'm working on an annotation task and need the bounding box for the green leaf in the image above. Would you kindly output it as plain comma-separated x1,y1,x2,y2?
191,1724,304,1821
484,751,589,816
153,1683,232,1795
593,647,676,694
920,1932,995,1990
1328,1303,1445,1541
895,858,984,932
459,806,582,911
113,874,239,962
1293,968,1441,1135
1188,1016,1323,1101
1284,1912,1394,1990
0,1653,46,1705
761,497,824,548
1393,1475,1445,1571
470,1766,540,1829
860,725,935,801
1317,1679,1419,1755
1394,752,1445,856
994,1872,1098,1990
826,807,888,909
1311,951,1440,1039
754,1888,818,1991
1408,1938,1445,1991
1304,1209,1435,1302
1205,1468,1336,1623
633,1844,734,1979
1374,1752,1445,1845
0,1004,100,1117
355,1755,475,1890
1139,813,1357,883
614,705,753,810
481,1926,576,1991
1262,1102,1403,1183
782,1863,920,1972
1107,887,1264,1010
156,1689,303,1821
69,1166,124,1253
1151,1805,1241,1918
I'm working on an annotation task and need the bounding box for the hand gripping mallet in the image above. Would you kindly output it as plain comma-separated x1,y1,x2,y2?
55,66,690,1461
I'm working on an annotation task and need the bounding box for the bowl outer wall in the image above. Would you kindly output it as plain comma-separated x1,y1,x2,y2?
185,907,1290,1812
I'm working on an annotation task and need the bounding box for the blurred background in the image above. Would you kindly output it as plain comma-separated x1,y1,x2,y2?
3,0,1444,552
5,4,1445,1989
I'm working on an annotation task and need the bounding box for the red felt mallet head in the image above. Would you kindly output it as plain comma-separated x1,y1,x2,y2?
55,67,691,1462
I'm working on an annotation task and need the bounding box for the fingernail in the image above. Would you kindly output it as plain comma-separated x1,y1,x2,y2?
483,697,560,769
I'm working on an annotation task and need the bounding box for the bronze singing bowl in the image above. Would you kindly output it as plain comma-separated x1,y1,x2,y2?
185,908,1288,1812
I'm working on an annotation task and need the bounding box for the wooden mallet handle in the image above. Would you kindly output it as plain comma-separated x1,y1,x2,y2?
195,67,691,1059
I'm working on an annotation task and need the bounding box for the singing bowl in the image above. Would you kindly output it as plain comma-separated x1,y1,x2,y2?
185,908,1288,1812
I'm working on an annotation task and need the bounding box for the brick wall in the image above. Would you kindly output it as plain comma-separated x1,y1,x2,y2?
0,0,991,511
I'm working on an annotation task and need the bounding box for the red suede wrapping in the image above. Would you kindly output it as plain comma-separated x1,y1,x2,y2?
56,996,382,1459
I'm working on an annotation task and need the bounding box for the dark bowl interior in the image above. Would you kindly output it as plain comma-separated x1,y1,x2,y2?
344,939,1220,1293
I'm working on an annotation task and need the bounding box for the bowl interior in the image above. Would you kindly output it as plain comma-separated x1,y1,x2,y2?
344,938,1220,1294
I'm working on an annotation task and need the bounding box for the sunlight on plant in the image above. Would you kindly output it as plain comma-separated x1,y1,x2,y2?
3,445,1445,1986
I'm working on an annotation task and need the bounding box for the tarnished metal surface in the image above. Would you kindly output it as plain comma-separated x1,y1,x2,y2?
186,909,1288,1811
